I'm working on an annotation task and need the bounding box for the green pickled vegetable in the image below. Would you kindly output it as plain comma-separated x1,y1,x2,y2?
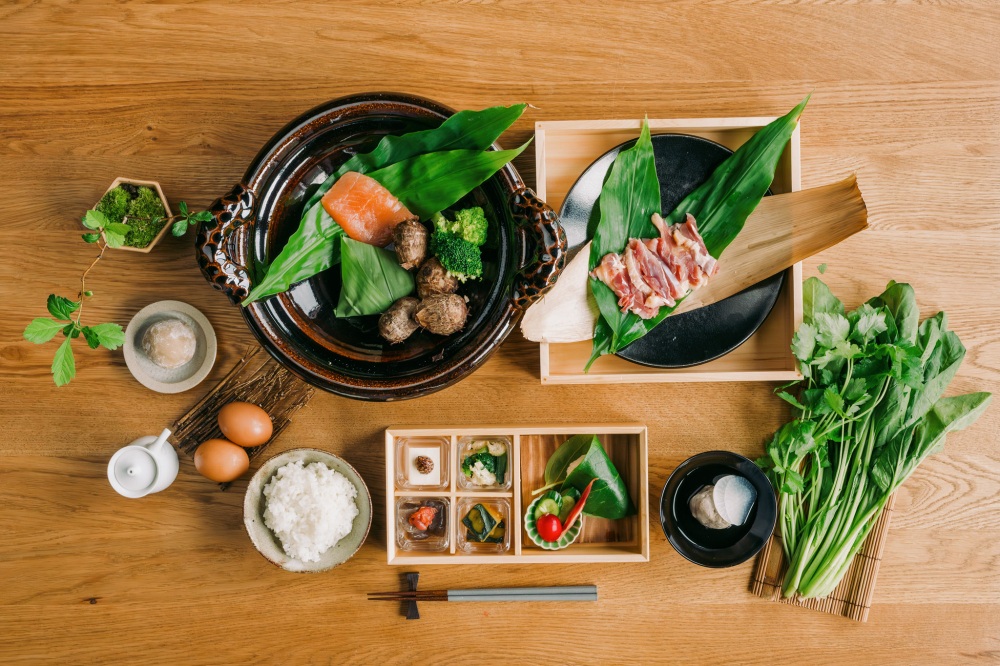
535,498,561,520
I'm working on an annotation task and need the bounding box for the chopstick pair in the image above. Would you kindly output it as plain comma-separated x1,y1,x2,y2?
368,585,598,603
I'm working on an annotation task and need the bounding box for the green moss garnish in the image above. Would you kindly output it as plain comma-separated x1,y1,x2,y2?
97,185,167,248
96,187,130,225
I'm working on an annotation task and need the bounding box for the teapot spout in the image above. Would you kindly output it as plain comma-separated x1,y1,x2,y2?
147,428,172,454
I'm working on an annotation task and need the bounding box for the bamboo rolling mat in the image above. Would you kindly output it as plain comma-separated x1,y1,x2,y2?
170,346,315,488
749,494,896,622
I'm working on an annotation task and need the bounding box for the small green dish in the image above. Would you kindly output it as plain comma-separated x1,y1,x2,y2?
524,496,584,551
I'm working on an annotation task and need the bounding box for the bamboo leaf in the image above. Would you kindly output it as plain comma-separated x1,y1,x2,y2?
367,142,530,220
302,104,527,212
334,237,415,317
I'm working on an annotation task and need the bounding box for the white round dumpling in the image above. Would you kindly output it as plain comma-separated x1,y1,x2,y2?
142,318,197,369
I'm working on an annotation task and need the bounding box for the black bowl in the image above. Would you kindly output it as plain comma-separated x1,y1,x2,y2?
659,450,777,568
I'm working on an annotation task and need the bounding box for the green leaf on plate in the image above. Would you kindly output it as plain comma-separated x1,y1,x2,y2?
367,141,530,220
543,434,636,520
334,237,415,318
244,104,527,306
586,97,809,370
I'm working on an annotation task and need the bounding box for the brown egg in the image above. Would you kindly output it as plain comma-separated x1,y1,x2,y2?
217,402,273,448
194,438,250,482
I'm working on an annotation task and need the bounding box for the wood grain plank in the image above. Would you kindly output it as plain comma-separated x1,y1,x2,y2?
1,0,999,662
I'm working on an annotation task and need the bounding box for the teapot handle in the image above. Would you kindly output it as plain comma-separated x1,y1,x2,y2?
195,183,257,305
509,186,567,311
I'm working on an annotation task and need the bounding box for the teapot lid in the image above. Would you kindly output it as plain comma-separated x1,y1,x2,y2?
108,447,157,497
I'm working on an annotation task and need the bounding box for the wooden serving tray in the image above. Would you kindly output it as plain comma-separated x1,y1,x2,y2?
534,117,803,384
385,426,649,565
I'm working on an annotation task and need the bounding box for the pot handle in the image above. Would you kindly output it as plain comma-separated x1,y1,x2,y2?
510,186,567,311
195,183,257,305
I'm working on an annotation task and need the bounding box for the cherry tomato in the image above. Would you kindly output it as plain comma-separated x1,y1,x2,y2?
536,513,563,542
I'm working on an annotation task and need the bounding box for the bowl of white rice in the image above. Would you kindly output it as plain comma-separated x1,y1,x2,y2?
243,448,372,573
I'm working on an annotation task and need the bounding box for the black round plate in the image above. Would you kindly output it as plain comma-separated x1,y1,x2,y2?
558,133,784,368
659,451,777,568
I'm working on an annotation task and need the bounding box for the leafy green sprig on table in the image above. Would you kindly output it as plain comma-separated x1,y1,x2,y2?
757,276,991,599
169,201,212,237
24,201,209,386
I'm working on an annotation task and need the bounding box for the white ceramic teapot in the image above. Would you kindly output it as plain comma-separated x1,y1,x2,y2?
107,428,179,498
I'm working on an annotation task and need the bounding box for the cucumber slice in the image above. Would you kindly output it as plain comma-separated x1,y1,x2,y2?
534,498,561,519
559,496,576,522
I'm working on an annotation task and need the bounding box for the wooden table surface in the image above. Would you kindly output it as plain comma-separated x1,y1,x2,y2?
2,2,998,664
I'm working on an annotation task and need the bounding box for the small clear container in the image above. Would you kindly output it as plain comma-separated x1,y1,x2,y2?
456,497,511,554
395,437,450,491
456,436,512,491
396,497,450,552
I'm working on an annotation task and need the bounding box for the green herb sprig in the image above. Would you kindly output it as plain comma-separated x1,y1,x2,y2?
26,210,129,385
24,200,208,386
169,201,212,237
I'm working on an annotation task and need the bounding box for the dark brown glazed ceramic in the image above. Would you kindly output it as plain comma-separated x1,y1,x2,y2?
196,92,566,401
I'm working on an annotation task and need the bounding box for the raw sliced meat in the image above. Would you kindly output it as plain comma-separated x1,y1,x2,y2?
590,213,719,319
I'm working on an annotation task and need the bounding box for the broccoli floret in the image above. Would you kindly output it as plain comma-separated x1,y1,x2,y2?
462,450,497,477
432,206,488,246
430,231,482,281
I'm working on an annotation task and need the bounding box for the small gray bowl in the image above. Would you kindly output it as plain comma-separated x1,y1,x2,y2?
123,300,216,393
243,448,372,573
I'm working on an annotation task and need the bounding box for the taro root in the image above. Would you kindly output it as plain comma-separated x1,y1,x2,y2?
416,257,459,299
414,294,468,336
379,296,420,344
393,219,429,270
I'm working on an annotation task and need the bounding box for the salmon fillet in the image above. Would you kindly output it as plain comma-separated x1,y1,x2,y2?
321,171,415,247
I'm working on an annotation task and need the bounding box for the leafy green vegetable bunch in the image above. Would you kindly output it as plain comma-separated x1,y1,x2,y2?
758,277,991,599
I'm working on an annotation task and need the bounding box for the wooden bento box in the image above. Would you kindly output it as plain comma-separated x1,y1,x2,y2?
534,117,804,385
385,426,649,564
